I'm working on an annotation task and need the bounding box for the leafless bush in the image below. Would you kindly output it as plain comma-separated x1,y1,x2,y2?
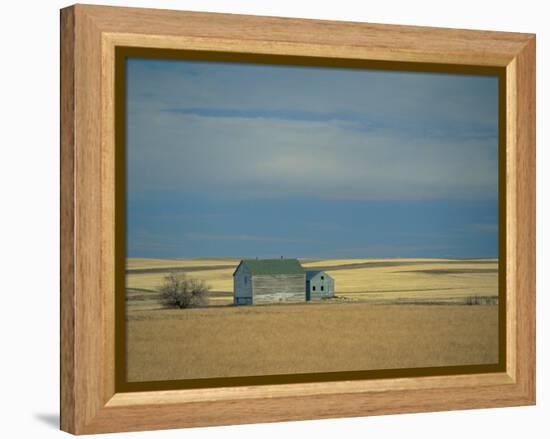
159,272,210,309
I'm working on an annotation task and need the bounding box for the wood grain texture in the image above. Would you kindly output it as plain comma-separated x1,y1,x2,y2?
505,58,518,381
82,4,531,66
75,7,104,430
60,4,536,434
60,6,75,433
513,37,536,398
253,274,306,304
100,14,117,407
107,372,515,407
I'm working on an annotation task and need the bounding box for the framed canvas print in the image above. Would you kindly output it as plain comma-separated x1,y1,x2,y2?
60,4,536,435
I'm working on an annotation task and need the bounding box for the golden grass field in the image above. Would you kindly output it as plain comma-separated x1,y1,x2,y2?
126,257,498,308
125,257,499,382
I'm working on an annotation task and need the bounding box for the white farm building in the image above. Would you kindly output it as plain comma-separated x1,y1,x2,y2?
233,258,335,305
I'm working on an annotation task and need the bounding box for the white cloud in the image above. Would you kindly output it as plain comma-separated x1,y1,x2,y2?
126,59,499,201
127,110,497,201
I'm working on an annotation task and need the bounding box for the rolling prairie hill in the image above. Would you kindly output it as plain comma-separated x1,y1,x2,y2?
126,257,498,310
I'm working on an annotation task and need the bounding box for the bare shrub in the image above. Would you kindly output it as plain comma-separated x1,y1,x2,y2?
159,272,210,309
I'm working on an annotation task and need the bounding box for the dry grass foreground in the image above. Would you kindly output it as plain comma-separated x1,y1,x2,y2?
125,258,499,382
127,302,498,382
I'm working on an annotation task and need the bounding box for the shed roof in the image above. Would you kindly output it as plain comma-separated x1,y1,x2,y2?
236,258,305,275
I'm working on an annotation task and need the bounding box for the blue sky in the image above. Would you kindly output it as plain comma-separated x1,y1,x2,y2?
126,58,499,259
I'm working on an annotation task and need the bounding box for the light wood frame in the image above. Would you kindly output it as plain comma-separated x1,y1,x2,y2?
60,4,536,434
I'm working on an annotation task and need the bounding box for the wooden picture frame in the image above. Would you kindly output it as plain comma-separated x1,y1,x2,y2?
60,4,536,434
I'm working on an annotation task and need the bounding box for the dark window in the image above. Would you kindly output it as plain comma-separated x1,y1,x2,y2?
244,276,248,284
312,286,316,291
321,286,324,291
321,276,324,280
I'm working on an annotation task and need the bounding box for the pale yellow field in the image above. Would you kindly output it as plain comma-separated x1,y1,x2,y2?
126,257,498,309
126,257,237,270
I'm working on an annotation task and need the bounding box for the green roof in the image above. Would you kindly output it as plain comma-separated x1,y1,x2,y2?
238,258,305,275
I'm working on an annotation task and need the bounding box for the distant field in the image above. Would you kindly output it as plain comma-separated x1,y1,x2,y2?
126,257,499,309
125,257,499,382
